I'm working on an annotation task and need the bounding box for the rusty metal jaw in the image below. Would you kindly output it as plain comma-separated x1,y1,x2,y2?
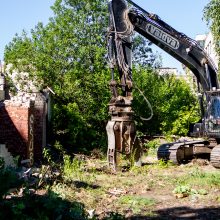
106,96,142,171
106,121,116,171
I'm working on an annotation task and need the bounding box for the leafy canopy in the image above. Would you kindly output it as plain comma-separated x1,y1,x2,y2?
133,66,200,136
203,0,220,69
4,0,199,152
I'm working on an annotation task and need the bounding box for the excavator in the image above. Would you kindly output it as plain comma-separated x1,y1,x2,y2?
106,0,220,171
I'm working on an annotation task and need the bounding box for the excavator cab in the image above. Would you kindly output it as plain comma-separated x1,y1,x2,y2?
206,91,220,135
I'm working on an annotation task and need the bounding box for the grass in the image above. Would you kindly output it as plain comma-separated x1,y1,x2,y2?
50,154,177,217
2,151,220,219
172,184,208,197
175,167,220,189
155,159,175,169
63,155,85,181
117,195,156,214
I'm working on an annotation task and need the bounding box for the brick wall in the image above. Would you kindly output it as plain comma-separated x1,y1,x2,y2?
0,95,46,165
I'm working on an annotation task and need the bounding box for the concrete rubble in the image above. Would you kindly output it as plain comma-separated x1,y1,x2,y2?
4,164,61,199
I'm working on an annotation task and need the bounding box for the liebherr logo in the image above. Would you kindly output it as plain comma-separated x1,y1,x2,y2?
146,24,179,50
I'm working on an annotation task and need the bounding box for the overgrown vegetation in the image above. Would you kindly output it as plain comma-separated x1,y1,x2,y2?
204,0,220,70
1,149,220,219
1,0,219,219
133,67,200,136
0,189,87,220
0,158,22,200
176,167,220,188
4,0,200,154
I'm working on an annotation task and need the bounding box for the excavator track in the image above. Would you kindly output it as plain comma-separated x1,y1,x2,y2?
157,143,184,164
210,145,220,168
157,140,208,165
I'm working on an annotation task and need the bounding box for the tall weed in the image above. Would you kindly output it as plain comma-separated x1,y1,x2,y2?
63,155,85,182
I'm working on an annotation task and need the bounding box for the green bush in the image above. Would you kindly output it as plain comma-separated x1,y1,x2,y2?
133,67,200,136
0,190,87,220
145,139,160,149
0,164,22,200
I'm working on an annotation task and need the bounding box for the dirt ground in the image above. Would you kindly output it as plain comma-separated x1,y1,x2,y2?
52,153,220,219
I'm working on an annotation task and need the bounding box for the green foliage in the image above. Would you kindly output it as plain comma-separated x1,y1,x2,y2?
0,158,23,207
133,35,159,67
0,190,87,220
145,139,160,149
204,0,220,69
4,0,111,152
43,148,54,164
0,156,87,219
173,167,220,198
157,159,174,168
180,168,220,187
118,195,155,214
12,202,26,217
173,184,208,197
63,155,85,181
4,0,200,155
0,167,22,200
144,138,160,156
133,67,200,136
173,185,192,195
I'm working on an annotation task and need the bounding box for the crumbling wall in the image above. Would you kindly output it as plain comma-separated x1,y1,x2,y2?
33,94,46,163
0,93,46,166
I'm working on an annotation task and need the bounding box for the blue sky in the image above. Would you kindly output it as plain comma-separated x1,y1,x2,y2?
0,0,210,72
0,0,54,61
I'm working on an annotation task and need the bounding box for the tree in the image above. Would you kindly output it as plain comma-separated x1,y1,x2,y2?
203,0,220,68
132,35,160,67
4,0,111,152
4,0,158,152
132,66,200,136
4,0,198,154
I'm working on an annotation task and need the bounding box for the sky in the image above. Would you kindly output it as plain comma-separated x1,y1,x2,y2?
0,0,54,61
0,0,210,72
